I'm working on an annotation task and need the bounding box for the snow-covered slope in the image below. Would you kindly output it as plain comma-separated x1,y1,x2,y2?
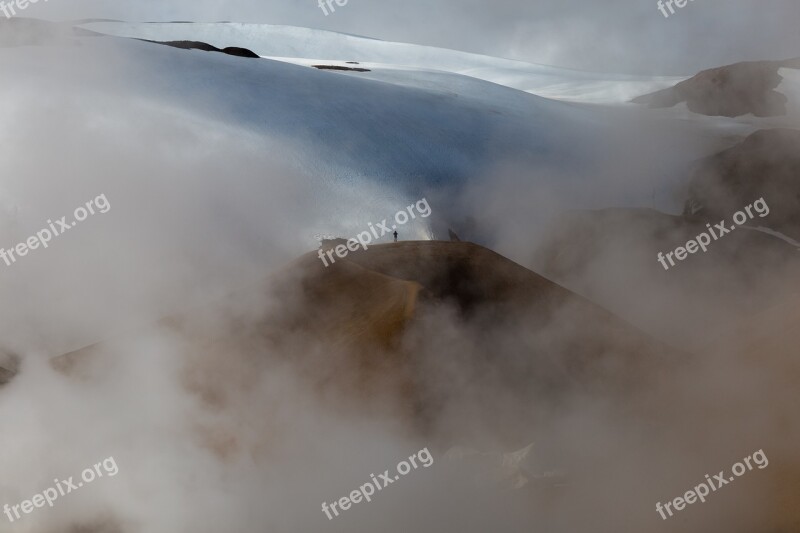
0,32,609,244
1,24,742,248
78,22,682,104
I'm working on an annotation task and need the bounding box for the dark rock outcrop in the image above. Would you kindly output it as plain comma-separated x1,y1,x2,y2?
142,39,260,58
633,59,800,117
312,65,371,72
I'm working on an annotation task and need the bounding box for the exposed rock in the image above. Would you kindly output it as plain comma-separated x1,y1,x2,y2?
312,65,371,72
632,59,800,117
142,39,260,58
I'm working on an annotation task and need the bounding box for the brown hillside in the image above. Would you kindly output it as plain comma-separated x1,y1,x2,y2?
632,59,799,117
533,207,800,349
685,128,800,241
53,242,680,402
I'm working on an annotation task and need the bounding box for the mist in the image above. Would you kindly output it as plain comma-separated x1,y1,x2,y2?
1,7,799,533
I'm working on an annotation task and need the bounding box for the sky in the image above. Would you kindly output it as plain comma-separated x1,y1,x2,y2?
27,0,800,75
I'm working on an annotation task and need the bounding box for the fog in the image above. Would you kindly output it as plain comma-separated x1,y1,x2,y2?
1,9,799,533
